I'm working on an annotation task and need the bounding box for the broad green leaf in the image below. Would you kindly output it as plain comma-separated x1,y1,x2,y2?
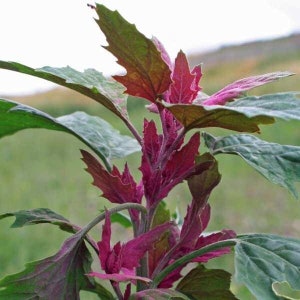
0,231,113,299
235,234,300,300
0,208,77,234
95,4,172,102
203,132,300,198
272,281,300,299
0,99,140,168
176,265,238,300
163,92,300,132
0,61,127,118
129,289,190,300
162,101,273,133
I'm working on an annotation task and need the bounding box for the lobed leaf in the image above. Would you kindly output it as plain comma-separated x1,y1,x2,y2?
203,132,300,198
0,61,128,118
0,231,113,299
176,265,238,300
0,99,140,168
235,234,300,300
95,4,172,102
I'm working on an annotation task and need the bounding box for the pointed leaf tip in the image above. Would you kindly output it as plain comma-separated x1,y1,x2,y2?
95,4,172,102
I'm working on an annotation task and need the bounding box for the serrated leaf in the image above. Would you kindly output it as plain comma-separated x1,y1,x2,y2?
235,234,300,300
0,208,77,234
129,288,190,300
203,132,300,198
0,99,140,167
162,101,274,133
0,231,113,299
176,265,238,300
0,61,127,118
95,4,172,102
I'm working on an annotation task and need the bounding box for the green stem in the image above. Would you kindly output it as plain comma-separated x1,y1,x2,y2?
150,238,238,288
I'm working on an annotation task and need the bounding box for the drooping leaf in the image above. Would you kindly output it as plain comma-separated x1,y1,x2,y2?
0,61,128,118
235,234,300,300
0,98,140,168
129,288,190,300
203,132,300,198
176,265,238,300
0,231,113,300
202,72,294,105
162,100,274,133
95,4,172,102
0,208,77,234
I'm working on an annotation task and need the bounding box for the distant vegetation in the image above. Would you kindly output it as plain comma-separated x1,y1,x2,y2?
1,33,299,299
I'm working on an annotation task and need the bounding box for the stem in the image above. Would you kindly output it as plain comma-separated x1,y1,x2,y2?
122,115,143,146
150,239,238,288
112,281,123,300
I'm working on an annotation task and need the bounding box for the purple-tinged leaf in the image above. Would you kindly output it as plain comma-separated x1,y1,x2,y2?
129,289,190,300
0,208,77,234
164,51,202,104
81,150,142,205
0,232,113,299
176,265,238,300
95,4,172,102
202,72,294,105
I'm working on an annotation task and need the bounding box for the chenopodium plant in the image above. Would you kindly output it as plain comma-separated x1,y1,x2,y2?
0,4,300,300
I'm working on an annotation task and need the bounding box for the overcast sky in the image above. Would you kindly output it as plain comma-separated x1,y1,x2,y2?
1,0,300,96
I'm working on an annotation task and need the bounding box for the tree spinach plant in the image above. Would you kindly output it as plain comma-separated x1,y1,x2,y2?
0,3,300,300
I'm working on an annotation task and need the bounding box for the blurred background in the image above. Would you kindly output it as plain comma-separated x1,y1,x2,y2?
0,1,300,299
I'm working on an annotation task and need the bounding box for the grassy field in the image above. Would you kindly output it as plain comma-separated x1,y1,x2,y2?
0,36,300,299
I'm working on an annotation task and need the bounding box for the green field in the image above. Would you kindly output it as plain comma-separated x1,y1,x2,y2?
1,36,300,299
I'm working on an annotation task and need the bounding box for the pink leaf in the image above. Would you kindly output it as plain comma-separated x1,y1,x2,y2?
88,272,151,283
203,72,293,105
98,211,111,270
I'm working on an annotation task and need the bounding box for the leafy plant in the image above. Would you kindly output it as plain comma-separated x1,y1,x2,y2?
0,3,300,299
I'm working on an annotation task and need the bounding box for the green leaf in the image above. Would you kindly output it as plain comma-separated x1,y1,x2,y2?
0,61,127,118
110,212,132,228
235,234,300,300
0,99,140,168
129,289,190,300
0,208,77,234
272,281,300,299
176,265,238,300
95,4,172,102
0,231,113,299
162,101,273,133
163,92,300,133
203,132,300,198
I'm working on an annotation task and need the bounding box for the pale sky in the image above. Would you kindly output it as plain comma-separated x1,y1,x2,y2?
0,0,300,96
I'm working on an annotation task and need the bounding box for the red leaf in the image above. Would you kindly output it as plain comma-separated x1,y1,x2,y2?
81,150,141,205
95,4,172,102
165,51,202,104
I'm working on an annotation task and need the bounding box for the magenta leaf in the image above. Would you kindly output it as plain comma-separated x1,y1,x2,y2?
89,272,151,283
81,150,141,205
165,51,202,104
202,71,293,105
0,232,113,299
95,4,172,102
176,265,238,300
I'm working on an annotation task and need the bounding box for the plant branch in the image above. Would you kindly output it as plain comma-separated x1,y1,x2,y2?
150,238,238,288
